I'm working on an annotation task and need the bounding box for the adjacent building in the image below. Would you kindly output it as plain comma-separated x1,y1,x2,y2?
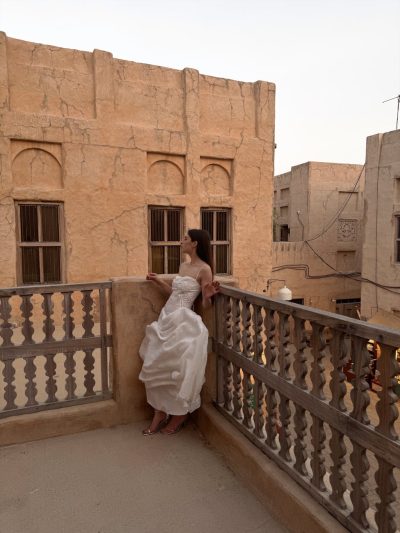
361,130,400,324
273,162,365,314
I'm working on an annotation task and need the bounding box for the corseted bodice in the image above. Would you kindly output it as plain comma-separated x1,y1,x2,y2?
163,276,201,315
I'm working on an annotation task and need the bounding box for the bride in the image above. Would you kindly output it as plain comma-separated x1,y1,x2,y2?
139,229,220,435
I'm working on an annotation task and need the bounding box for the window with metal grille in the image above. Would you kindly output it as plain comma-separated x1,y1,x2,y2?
149,207,183,273
16,202,64,284
280,225,290,242
201,208,231,275
396,216,400,263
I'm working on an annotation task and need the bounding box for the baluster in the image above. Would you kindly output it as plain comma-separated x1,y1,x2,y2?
0,295,14,346
253,378,266,438
310,322,326,400
350,442,370,529
350,337,371,425
330,330,348,412
293,317,308,389
24,356,38,407
62,291,75,340
329,330,348,509
81,290,94,338
231,299,243,420
293,403,308,475
2,359,17,410
375,343,399,439
375,457,397,533
83,349,96,396
45,353,58,403
20,294,34,345
292,316,308,474
252,304,264,365
278,312,291,461
310,415,326,491
329,429,347,509
265,309,278,448
42,293,55,342
278,312,291,380
232,297,241,352
222,295,233,411
62,291,76,400
242,302,254,429
310,322,327,490
64,351,77,400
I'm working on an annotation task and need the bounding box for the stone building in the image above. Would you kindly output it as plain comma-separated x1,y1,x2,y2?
272,162,365,314
0,33,275,292
361,130,400,323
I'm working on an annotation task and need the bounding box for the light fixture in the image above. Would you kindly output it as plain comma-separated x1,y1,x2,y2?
263,279,293,301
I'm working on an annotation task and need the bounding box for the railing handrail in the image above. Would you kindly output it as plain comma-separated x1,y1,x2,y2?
0,281,112,297
219,284,400,347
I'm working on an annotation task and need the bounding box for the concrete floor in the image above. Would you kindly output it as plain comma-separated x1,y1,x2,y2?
0,421,287,533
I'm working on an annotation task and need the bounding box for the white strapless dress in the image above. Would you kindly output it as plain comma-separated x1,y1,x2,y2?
139,276,209,415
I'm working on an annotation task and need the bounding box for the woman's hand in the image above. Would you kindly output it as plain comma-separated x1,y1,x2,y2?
146,272,172,296
203,280,220,300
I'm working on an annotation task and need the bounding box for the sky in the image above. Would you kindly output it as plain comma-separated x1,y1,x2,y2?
1,0,399,175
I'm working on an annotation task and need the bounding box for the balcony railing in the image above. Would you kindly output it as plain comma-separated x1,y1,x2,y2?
0,282,112,418
214,285,400,533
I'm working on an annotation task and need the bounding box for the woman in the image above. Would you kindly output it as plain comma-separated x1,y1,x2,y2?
139,229,220,435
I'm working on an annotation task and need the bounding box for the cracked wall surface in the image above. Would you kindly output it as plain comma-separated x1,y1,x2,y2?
0,32,275,292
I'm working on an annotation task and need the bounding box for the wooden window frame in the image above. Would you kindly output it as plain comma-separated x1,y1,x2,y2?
15,201,65,285
148,206,184,274
201,207,231,275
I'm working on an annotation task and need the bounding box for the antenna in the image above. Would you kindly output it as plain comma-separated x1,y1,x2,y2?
383,94,400,130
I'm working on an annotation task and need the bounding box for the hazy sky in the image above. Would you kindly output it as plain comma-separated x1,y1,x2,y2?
1,0,399,174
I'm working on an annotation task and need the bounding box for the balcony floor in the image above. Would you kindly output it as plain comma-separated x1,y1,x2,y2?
0,420,287,533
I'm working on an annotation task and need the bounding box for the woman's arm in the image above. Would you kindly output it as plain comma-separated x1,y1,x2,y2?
199,268,220,309
146,273,172,296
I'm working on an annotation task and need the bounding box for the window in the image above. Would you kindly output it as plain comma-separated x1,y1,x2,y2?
280,225,290,242
201,208,231,274
16,202,64,284
149,207,183,273
396,216,400,263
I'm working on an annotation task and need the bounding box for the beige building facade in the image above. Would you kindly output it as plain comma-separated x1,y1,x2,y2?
0,33,275,292
361,130,400,322
273,162,365,313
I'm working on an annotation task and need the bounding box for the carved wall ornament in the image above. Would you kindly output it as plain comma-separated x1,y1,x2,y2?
337,219,358,242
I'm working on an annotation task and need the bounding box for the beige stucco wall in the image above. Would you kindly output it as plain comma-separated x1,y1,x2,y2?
0,33,275,292
361,131,400,319
272,162,364,312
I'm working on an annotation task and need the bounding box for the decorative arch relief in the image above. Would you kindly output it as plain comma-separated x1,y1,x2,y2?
11,140,63,189
147,153,185,195
200,157,232,196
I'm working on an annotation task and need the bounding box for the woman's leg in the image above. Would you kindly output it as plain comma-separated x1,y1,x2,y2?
142,409,168,435
161,413,188,434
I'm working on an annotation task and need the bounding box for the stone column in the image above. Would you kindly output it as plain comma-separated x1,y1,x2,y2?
0,32,9,111
93,49,115,119
183,68,201,227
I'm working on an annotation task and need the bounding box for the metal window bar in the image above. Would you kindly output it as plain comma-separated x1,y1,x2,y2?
201,208,231,275
17,203,63,284
149,207,183,274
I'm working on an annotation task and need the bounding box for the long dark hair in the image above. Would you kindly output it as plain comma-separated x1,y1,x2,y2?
188,229,213,273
